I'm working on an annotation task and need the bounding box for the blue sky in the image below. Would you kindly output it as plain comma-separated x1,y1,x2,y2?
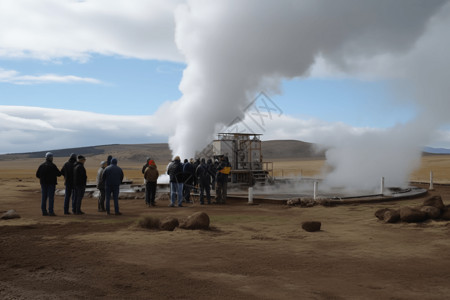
1,0,449,160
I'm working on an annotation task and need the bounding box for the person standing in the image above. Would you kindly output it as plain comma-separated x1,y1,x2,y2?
182,159,195,204
103,158,124,215
144,160,159,206
196,158,211,205
215,156,231,204
36,152,61,216
73,155,87,215
60,153,77,215
167,156,184,207
96,161,107,212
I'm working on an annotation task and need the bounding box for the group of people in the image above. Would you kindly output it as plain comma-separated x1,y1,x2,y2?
36,151,232,216
36,152,124,216
166,155,231,207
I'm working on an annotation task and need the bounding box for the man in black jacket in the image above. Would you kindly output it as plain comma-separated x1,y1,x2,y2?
60,153,77,215
36,152,61,216
73,155,87,215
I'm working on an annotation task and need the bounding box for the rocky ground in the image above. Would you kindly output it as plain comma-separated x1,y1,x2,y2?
1,177,450,299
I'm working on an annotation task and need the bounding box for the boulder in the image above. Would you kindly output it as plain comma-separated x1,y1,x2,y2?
0,209,20,220
179,212,210,230
422,195,445,211
161,217,179,231
383,209,400,223
375,208,390,220
301,221,321,232
420,206,441,219
399,206,428,223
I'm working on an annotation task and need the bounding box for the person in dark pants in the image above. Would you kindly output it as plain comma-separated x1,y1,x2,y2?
103,158,124,215
144,160,159,206
60,153,77,215
36,152,61,216
196,158,211,205
215,156,231,204
96,160,107,212
73,155,87,215
167,156,184,207
182,159,195,204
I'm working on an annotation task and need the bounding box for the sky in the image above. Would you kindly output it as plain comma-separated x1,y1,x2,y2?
1,0,450,189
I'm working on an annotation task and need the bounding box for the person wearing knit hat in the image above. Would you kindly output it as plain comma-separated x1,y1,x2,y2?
144,160,159,207
36,152,61,216
60,153,77,215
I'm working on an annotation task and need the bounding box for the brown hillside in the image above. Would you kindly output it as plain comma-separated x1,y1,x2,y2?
0,140,323,162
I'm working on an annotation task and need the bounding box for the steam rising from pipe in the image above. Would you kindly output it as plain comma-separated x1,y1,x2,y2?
169,0,450,189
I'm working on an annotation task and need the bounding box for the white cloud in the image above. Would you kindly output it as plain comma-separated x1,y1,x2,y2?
0,106,174,154
0,0,184,62
0,68,102,84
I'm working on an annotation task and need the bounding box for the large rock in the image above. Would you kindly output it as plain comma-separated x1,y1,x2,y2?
301,221,321,232
0,209,20,220
161,217,179,231
399,206,428,223
375,208,390,220
422,195,445,211
180,212,210,230
420,206,441,219
383,209,400,223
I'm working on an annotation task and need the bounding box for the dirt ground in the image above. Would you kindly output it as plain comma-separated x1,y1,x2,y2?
1,160,450,299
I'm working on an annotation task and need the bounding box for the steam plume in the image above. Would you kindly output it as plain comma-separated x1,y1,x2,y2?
169,0,450,189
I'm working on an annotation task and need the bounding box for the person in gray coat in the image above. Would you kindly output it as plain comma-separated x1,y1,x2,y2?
96,161,107,212
102,158,124,215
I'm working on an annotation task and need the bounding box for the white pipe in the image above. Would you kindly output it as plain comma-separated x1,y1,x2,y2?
380,177,384,195
313,181,318,200
429,171,434,190
248,187,254,204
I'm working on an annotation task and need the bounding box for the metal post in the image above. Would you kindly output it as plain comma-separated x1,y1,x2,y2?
248,187,254,204
429,171,434,190
313,181,318,200
380,177,384,195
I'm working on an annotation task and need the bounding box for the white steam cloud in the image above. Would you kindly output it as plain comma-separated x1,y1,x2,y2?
169,0,450,189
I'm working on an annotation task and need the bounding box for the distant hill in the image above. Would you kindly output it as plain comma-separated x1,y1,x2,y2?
423,146,450,155
0,140,325,162
2,141,447,162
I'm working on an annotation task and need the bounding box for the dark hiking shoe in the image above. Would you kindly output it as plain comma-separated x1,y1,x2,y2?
48,212,57,216
115,212,122,216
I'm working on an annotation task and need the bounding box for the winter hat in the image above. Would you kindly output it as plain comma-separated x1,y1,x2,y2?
111,158,118,165
100,161,106,166
174,156,180,161
149,160,156,166
45,152,53,160
70,153,77,160
78,155,86,161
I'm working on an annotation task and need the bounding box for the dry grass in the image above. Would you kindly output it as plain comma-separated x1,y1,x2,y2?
2,155,450,184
